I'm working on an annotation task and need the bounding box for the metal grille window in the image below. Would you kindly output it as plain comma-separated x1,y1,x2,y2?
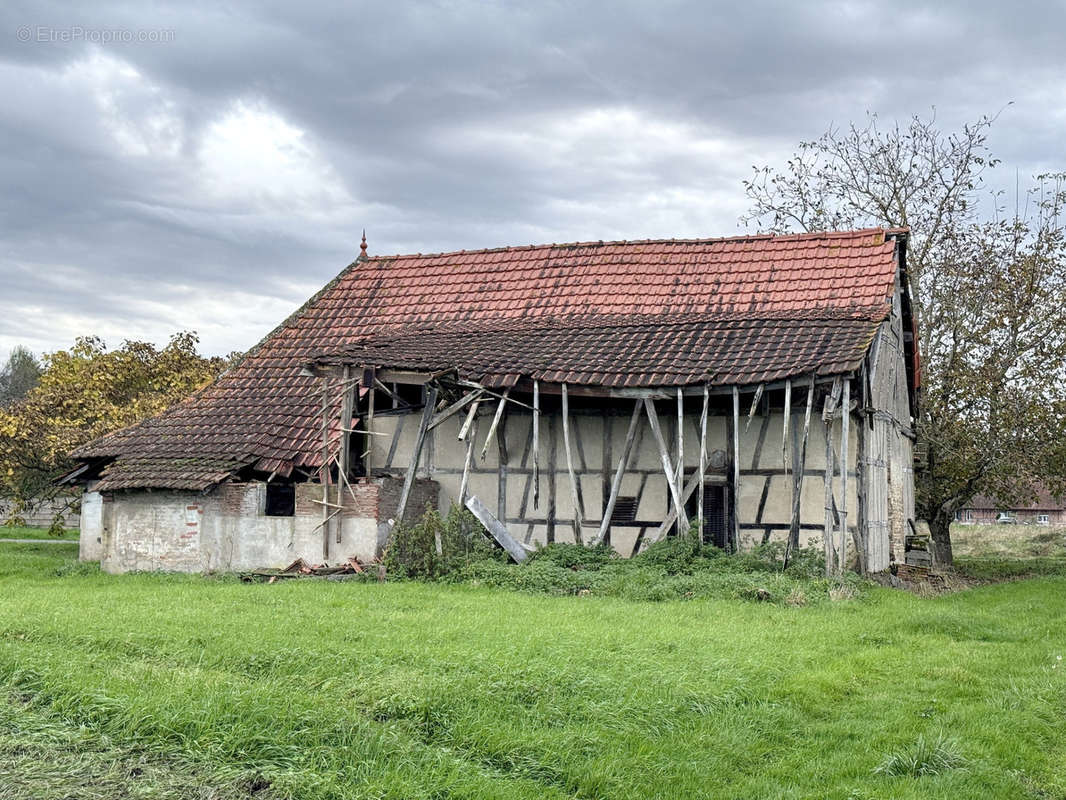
680,482,730,548
609,497,639,524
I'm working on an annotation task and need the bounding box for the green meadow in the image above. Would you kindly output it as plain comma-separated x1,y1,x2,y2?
2,539,1065,799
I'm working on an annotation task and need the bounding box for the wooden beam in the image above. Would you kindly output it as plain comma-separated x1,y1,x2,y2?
676,387,684,505
781,378,791,481
429,388,483,432
732,386,741,552
823,391,837,576
546,414,557,543
744,383,764,432
561,384,584,544
319,374,332,560
645,468,706,547
457,398,481,441
480,387,511,459
393,385,438,526
840,378,850,573
363,372,374,479
497,411,508,525
337,366,355,542
643,398,687,527
458,415,478,505
532,380,540,510
697,383,709,540
785,376,814,565
593,399,642,546
466,494,529,563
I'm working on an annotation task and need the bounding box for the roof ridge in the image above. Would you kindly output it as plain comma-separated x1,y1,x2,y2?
365,227,900,263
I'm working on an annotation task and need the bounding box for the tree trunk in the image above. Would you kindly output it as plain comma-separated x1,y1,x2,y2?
929,510,954,566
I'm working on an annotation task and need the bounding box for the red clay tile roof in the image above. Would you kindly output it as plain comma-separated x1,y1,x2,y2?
75,228,901,490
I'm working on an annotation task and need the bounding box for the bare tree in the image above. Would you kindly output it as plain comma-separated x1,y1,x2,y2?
743,112,1066,563
0,346,41,407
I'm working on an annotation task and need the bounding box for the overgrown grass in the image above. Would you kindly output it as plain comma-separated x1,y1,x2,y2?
951,523,1066,583
3,542,1066,798
951,523,1066,559
874,732,967,777
0,525,78,541
388,509,857,605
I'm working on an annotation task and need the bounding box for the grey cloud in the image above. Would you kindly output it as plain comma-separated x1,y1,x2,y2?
1,0,1064,359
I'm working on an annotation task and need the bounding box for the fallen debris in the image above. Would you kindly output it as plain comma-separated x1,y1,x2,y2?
240,557,370,583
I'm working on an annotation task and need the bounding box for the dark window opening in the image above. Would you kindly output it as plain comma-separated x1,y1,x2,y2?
683,482,730,548
609,496,639,524
265,483,295,517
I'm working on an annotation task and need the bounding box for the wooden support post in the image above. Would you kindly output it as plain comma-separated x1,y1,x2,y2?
364,378,375,479
497,412,508,525
561,384,584,544
676,387,684,501
546,414,557,543
459,414,478,506
785,376,813,565
697,383,709,541
840,378,850,572
481,387,511,460
644,398,687,528
594,399,642,545
732,386,741,552
823,399,837,576
782,378,791,481
532,380,540,509
646,468,705,547
394,385,438,526
319,375,332,560
337,366,355,543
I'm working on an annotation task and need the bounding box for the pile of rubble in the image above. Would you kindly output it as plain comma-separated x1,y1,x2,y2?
240,557,381,583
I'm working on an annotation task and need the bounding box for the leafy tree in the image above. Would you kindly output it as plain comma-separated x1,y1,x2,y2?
0,346,42,406
743,112,1066,564
0,332,231,526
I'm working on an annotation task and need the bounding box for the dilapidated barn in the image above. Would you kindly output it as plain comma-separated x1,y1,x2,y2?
72,228,918,573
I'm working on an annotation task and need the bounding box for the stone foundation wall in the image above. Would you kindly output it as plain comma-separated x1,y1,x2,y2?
85,476,431,574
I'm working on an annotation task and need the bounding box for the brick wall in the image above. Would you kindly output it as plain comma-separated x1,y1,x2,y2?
378,476,439,526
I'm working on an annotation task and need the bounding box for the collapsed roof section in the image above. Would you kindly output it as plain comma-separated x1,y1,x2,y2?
308,308,885,390
73,228,908,491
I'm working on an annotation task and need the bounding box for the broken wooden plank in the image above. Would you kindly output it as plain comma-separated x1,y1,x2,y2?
429,388,483,432
643,398,687,527
457,396,481,441
480,387,511,459
592,399,642,545
393,385,438,526
744,383,764,432
466,494,529,563
561,384,584,544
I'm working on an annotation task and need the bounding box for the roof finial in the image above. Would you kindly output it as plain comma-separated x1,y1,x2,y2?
359,229,368,261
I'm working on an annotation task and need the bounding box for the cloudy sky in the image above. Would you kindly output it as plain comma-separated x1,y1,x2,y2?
1,1,1064,360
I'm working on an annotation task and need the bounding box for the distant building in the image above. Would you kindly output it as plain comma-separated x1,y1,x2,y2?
956,488,1066,525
